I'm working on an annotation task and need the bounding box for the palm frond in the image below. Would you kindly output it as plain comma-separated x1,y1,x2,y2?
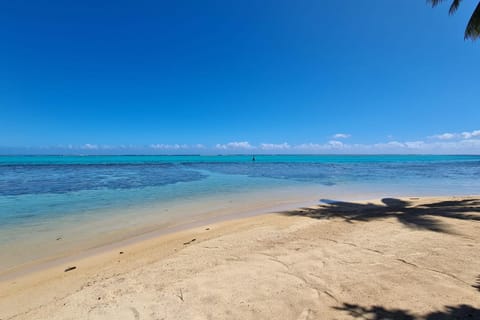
448,0,462,14
428,0,446,8
465,2,480,39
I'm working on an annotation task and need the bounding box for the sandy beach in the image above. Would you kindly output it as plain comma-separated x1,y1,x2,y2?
4,0,480,318
1,196,479,320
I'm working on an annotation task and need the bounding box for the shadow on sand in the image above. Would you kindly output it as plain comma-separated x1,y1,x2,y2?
337,274,480,318
283,197,480,318
335,302,480,320
474,275,480,292
282,197,480,234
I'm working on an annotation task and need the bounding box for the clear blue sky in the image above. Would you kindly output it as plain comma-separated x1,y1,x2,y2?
1,0,479,154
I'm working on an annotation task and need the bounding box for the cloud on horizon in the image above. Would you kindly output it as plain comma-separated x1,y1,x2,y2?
332,133,351,139
81,143,99,150
2,130,480,155
259,142,291,150
215,141,254,150
430,129,480,141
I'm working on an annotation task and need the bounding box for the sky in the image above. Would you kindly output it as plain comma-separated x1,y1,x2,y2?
1,0,479,154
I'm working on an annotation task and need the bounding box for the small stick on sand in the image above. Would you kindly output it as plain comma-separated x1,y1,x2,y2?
183,238,196,245
177,289,184,302
64,266,76,272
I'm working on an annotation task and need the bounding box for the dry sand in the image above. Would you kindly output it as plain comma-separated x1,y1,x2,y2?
1,196,479,319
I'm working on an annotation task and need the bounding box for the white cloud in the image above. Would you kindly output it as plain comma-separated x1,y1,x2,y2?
150,144,189,150
294,143,327,151
10,129,480,155
461,130,480,139
293,141,344,152
290,138,480,154
259,142,291,150
430,129,480,140
81,144,99,150
215,141,254,150
404,141,426,149
332,133,351,139
431,133,457,140
374,141,405,148
328,140,344,148
150,143,205,150
455,139,480,148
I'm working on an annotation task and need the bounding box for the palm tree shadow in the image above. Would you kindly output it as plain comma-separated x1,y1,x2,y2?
474,275,480,292
335,303,480,320
334,303,415,319
424,304,480,319
282,197,480,234
336,276,480,319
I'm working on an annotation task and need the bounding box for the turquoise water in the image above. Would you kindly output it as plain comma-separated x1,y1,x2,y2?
1,155,479,273
1,154,478,165
2,154,479,224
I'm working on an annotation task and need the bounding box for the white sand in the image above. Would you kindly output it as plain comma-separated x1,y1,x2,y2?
1,196,479,319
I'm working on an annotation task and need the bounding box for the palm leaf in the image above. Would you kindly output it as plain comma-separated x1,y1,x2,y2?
428,0,446,7
427,0,461,13
448,0,462,14
465,2,480,39
428,0,480,40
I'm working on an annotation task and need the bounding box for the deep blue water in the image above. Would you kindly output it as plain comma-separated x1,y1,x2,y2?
1,155,479,271
1,154,479,226
1,155,479,197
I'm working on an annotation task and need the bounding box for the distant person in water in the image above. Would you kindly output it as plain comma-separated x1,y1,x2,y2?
252,155,256,162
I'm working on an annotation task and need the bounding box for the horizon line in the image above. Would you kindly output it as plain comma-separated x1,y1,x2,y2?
1,154,479,157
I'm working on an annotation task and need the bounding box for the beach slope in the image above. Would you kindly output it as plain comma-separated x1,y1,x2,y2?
1,196,480,319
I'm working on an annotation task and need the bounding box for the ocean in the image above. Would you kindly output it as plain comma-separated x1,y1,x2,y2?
1,154,479,273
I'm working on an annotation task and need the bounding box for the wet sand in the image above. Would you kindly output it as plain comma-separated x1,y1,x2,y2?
1,196,479,319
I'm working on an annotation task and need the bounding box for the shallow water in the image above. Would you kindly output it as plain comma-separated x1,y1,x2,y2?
1,155,479,272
